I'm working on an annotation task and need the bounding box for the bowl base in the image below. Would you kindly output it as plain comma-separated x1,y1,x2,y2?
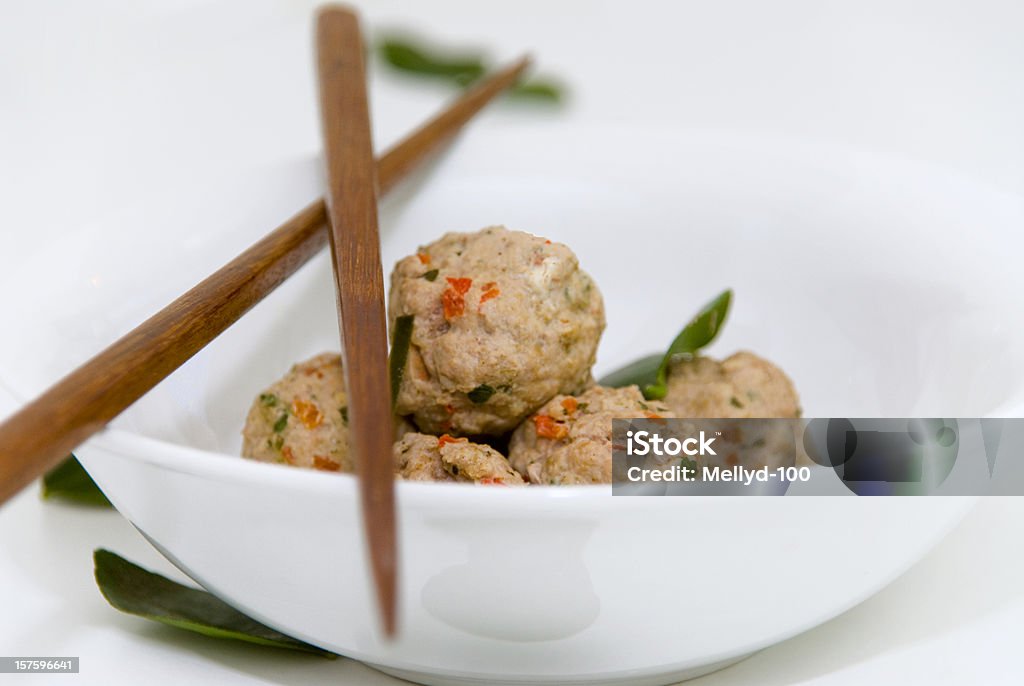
367,652,754,686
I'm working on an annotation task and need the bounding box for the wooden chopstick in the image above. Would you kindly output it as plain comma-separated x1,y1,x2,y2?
0,55,531,506
315,6,397,637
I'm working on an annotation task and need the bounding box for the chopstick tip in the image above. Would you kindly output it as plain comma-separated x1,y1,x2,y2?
376,563,399,639
513,53,534,76
383,606,398,639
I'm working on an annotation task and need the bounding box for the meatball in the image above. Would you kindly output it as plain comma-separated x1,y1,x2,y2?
395,433,525,485
508,385,674,485
663,351,800,419
242,353,353,472
388,226,605,436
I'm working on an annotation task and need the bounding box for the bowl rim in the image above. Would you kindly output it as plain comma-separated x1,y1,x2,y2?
3,346,1022,511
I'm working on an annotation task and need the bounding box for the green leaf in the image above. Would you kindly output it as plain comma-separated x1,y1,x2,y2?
390,314,415,407
375,35,565,104
467,384,495,404
599,289,733,400
597,353,663,390
94,550,333,657
377,37,485,82
41,455,112,507
509,79,564,103
645,289,732,399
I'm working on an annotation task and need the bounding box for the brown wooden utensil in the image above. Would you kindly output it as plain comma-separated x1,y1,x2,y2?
0,54,531,506
314,5,396,636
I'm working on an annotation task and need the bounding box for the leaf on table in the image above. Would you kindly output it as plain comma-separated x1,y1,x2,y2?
377,35,485,82
375,34,565,103
41,455,112,507
508,79,565,103
599,289,733,400
93,549,334,657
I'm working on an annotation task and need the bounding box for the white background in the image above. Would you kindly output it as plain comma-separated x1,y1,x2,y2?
2,1,1023,683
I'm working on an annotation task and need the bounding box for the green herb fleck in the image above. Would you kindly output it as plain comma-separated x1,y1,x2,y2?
259,393,277,407
467,384,496,404
339,406,348,425
730,396,744,409
272,415,288,433
422,269,439,282
680,456,699,476
93,550,334,657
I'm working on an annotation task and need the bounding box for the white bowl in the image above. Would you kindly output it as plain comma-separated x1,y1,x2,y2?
2,125,1020,685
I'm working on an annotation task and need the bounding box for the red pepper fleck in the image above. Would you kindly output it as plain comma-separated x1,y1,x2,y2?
282,446,296,465
292,399,323,429
437,434,467,448
533,414,569,440
442,277,472,319
478,477,507,486
449,277,472,293
417,252,430,265
313,455,341,472
478,281,500,310
544,239,552,245
561,397,579,414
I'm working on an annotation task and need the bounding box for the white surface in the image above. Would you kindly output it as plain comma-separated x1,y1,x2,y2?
1,490,1022,684
2,0,1023,683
